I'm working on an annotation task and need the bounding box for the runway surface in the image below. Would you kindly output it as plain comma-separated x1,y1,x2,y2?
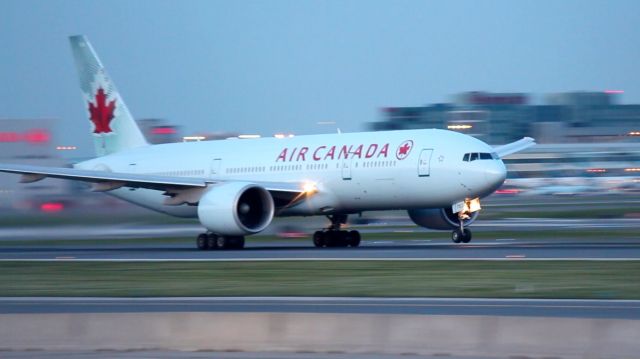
1,297,638,319
0,216,638,260
0,218,638,241
2,237,640,260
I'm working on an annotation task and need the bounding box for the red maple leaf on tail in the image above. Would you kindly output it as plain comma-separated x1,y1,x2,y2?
88,88,116,134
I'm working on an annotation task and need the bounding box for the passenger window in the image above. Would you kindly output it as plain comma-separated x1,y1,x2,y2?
470,153,479,161
463,153,470,161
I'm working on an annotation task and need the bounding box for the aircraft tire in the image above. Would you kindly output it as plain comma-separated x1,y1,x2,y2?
206,234,219,250
461,229,472,243
451,229,463,243
233,236,246,249
313,231,325,248
348,230,361,247
216,236,228,249
196,233,209,250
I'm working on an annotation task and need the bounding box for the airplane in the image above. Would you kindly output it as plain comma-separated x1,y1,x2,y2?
0,36,535,250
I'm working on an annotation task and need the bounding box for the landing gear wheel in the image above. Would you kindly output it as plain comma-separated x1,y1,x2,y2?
206,234,219,250
216,236,245,250
196,233,209,250
230,236,245,249
461,229,472,243
348,230,361,247
313,231,325,248
452,228,472,243
451,229,463,244
336,231,349,247
216,236,228,249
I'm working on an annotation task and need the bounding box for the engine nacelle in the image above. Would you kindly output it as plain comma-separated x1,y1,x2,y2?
407,207,479,230
197,182,275,235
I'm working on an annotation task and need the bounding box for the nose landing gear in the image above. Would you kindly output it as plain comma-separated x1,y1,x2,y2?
451,201,474,244
452,227,472,243
313,214,361,248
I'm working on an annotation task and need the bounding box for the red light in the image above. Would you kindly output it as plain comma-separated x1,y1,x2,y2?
151,127,177,135
24,129,50,143
495,189,520,194
0,132,20,142
40,202,64,213
0,129,50,143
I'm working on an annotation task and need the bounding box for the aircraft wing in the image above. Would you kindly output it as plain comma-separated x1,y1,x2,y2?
493,137,536,158
0,163,304,197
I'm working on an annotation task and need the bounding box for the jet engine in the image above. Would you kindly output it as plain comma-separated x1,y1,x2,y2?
407,207,479,230
197,182,275,235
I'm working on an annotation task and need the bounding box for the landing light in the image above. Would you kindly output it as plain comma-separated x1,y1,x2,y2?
238,134,261,139
447,124,473,130
302,182,318,194
183,136,206,142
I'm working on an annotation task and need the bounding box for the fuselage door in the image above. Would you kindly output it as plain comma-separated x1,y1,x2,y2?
418,149,433,177
210,158,222,177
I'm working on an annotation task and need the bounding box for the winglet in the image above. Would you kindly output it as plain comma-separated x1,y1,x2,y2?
493,137,536,158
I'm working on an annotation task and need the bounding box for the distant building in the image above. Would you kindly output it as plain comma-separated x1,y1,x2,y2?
137,118,181,144
372,91,640,144
0,119,70,211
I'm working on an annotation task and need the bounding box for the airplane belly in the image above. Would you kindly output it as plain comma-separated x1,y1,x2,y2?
108,188,198,218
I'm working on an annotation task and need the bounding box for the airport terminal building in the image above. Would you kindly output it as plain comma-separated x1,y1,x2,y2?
371,91,640,185
371,91,640,144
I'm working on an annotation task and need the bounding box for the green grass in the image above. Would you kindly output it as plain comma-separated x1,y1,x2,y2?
0,261,638,299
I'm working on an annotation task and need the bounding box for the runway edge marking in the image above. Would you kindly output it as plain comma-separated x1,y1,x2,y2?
1,258,640,262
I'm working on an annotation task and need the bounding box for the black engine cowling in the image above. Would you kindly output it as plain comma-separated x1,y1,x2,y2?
407,207,479,230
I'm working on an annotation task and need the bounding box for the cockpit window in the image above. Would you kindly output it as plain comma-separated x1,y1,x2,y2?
463,152,498,162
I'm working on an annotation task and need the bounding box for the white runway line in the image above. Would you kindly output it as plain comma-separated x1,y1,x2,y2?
1,258,640,262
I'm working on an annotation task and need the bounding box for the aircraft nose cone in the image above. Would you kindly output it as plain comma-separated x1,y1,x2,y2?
484,161,507,190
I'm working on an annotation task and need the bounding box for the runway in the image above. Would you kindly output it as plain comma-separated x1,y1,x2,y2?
0,215,637,260
1,297,638,319
2,237,640,260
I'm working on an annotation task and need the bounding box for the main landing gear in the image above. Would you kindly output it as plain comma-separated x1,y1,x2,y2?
312,214,361,248
196,233,245,250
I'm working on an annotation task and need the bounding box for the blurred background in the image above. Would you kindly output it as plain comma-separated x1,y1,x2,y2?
0,0,639,220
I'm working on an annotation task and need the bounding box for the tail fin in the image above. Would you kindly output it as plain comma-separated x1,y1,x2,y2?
69,35,148,156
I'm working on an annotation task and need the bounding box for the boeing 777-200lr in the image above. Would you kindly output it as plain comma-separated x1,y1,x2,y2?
0,36,535,250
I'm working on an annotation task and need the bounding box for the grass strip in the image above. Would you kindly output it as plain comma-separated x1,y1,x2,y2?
0,260,638,299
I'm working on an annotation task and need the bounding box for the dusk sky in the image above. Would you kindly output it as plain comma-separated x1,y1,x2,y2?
1,0,639,156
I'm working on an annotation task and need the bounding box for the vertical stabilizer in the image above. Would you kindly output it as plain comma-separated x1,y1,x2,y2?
69,35,148,156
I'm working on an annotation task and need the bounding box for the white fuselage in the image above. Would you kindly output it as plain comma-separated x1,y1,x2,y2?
76,129,507,217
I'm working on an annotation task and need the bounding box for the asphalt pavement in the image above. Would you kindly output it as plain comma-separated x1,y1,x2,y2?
1,297,638,319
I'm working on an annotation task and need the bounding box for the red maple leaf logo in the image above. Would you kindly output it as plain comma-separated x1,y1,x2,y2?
396,140,413,160
88,88,116,134
399,143,411,155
